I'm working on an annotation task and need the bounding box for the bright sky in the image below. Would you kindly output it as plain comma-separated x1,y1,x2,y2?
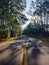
22,0,36,30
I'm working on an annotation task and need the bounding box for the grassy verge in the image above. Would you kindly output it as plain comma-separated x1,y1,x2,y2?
32,35,49,43
36,37,49,43
7,37,16,41
0,37,16,43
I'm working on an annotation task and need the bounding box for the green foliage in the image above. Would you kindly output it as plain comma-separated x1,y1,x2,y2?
10,22,22,37
0,24,10,41
23,22,49,37
0,0,26,22
0,0,27,39
30,0,49,32
0,24,7,29
10,30,16,37
16,24,22,36
0,28,10,41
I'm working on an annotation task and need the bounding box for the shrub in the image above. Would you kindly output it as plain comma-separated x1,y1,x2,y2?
0,28,10,41
10,30,16,37
0,24,7,29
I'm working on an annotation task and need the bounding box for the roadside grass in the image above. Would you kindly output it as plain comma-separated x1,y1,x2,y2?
0,37,16,43
32,35,49,43
36,37,49,43
7,37,16,41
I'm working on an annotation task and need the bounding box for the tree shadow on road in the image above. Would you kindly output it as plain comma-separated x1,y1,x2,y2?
31,46,41,59
0,42,22,65
27,44,42,65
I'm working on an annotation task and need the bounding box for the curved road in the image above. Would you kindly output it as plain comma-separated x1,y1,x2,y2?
0,35,49,65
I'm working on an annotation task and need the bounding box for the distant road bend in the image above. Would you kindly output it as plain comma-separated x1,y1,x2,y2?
0,35,49,65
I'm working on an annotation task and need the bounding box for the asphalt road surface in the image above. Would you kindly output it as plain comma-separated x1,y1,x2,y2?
0,35,49,65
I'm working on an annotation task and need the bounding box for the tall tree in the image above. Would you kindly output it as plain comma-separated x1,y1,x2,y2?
0,0,28,37
30,0,49,31
0,0,26,24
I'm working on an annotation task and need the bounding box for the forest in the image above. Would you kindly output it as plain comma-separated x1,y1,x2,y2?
0,0,49,42
23,0,49,42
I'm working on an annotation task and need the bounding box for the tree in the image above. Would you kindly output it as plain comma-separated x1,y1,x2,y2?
0,0,27,38
30,0,49,31
0,0,26,23
23,22,49,37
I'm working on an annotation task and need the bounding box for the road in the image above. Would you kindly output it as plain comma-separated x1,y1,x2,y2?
0,35,49,65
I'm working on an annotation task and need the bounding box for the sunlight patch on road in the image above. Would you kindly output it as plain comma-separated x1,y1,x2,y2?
20,47,28,65
20,48,24,65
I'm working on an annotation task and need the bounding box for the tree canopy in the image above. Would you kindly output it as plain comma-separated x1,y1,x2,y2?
0,0,28,39
29,0,49,31
0,0,27,22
